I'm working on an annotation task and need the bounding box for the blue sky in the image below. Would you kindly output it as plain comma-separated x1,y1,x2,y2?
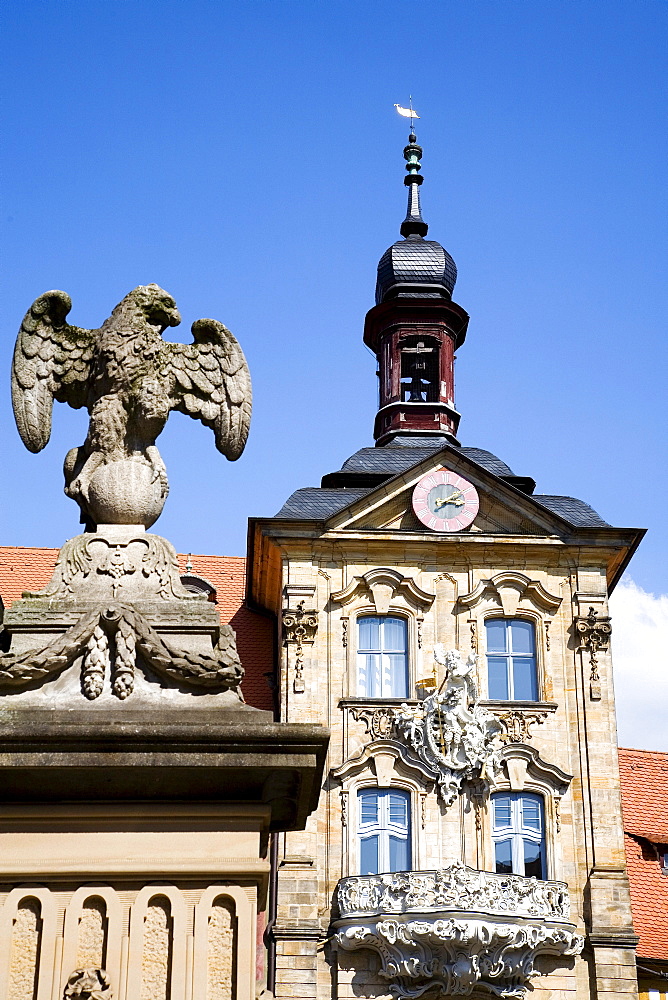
2,0,666,596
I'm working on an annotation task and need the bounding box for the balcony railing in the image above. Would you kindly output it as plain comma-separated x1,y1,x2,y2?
333,863,583,999
335,862,572,923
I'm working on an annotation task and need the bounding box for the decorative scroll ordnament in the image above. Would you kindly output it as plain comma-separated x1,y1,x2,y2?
206,897,236,1000
497,710,548,744
334,863,583,999
282,601,318,694
349,705,396,739
7,898,41,1000
575,606,611,699
0,602,243,698
335,917,583,1000
395,646,502,806
140,897,171,1000
28,532,199,603
64,968,113,999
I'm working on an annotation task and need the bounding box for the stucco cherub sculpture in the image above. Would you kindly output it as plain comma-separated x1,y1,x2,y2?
396,644,502,805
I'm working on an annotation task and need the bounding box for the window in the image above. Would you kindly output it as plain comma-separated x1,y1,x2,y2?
492,792,545,878
357,616,408,698
400,338,439,402
485,619,538,700
358,788,411,875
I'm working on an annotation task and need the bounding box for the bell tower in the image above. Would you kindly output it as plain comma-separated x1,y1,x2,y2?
364,130,469,446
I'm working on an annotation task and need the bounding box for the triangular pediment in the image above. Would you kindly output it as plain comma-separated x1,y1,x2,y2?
324,446,570,537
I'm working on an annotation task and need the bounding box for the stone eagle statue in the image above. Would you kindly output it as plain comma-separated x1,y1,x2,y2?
11,284,251,529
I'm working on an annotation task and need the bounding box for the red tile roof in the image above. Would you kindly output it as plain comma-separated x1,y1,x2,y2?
0,546,274,712
619,747,668,843
619,747,668,961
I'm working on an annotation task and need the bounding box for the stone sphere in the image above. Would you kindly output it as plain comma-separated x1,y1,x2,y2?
86,460,167,528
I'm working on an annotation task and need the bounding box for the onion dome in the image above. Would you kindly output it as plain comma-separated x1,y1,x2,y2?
375,131,457,304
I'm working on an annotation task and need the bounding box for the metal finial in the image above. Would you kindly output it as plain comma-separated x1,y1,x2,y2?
400,108,428,239
185,553,193,573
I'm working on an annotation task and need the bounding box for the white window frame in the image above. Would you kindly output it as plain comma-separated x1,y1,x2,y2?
356,614,409,699
491,791,546,878
484,617,539,702
357,787,412,875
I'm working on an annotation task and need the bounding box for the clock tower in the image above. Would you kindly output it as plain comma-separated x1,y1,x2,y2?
365,129,469,446
248,127,644,1000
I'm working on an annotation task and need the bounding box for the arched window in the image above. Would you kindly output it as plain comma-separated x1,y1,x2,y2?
358,788,411,875
492,792,545,878
357,616,408,698
485,618,537,701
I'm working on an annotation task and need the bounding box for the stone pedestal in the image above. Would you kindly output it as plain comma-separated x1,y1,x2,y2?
0,529,329,999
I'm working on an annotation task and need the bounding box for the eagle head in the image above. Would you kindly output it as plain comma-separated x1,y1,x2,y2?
131,283,182,332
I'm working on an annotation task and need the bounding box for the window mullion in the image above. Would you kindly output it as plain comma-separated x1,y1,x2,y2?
512,797,523,875
379,792,388,873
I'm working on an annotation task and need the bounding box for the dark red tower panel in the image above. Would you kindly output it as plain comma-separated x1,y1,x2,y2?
364,297,468,446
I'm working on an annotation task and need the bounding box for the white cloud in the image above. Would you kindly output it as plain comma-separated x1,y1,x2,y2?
609,578,668,752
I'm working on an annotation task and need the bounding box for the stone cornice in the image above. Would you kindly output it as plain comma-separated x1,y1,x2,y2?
0,712,329,831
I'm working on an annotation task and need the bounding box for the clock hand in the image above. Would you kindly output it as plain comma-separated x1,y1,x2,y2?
434,491,465,508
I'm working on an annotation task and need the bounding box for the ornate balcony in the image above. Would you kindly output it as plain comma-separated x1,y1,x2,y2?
333,863,583,999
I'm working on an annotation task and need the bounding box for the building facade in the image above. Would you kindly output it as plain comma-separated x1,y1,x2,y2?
247,131,647,999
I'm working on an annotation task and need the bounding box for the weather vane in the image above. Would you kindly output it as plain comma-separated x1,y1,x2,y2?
394,96,420,129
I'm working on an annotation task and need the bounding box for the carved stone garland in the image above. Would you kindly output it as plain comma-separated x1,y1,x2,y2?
395,646,502,806
575,606,611,701
282,601,318,693
0,603,243,699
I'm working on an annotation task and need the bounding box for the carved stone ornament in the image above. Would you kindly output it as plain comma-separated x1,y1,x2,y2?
395,646,502,806
0,602,243,699
497,710,548,744
459,571,561,618
331,568,434,616
63,968,113,999
11,285,251,531
282,601,318,693
575,606,611,698
25,530,200,603
349,705,396,739
334,863,583,999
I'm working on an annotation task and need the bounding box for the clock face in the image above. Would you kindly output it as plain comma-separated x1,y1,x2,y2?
412,468,479,532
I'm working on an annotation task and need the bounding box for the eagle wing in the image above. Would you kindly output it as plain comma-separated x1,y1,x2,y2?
11,291,95,453
167,317,252,460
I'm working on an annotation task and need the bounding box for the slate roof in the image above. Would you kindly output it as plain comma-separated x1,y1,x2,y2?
376,236,457,303
274,443,609,528
618,748,668,961
276,488,372,519
339,445,515,478
532,495,610,528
